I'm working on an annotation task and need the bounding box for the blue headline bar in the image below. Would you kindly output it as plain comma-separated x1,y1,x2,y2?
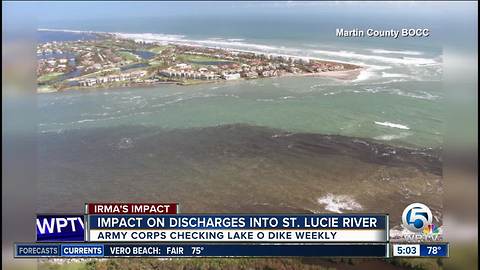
88,214,386,229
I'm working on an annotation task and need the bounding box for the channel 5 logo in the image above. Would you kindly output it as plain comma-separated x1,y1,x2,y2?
401,203,433,232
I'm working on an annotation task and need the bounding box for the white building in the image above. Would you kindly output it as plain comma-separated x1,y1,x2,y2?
175,63,191,69
80,78,97,87
222,73,241,80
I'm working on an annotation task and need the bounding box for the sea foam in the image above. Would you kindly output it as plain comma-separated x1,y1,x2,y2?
367,49,423,56
374,121,410,130
313,49,438,66
317,194,362,213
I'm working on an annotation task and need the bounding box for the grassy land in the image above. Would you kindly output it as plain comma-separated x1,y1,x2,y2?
39,262,88,270
176,54,225,63
148,60,169,68
37,85,57,93
38,72,64,83
444,243,478,270
70,68,120,80
148,45,172,54
390,258,443,270
95,40,135,50
118,51,140,61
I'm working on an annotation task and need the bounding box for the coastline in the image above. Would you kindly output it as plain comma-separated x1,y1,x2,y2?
37,28,365,94
283,67,363,81
107,29,360,67
37,67,363,93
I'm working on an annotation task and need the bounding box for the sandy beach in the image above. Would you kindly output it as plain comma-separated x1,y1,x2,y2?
313,68,363,80
38,68,363,93
283,68,363,81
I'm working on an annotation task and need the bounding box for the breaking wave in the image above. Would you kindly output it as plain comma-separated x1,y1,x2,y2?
374,132,412,141
367,49,424,56
312,50,439,66
317,194,363,213
374,121,410,130
381,72,409,78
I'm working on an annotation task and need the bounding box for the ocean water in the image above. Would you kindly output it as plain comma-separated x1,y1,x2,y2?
34,5,448,218
36,30,98,43
37,11,445,148
39,76,443,148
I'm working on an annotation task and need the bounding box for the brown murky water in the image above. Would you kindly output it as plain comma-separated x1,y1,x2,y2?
37,124,442,227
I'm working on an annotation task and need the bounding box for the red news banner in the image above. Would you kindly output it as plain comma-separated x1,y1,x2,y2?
86,203,178,214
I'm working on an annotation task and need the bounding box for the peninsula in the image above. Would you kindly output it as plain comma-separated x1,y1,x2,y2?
37,32,361,93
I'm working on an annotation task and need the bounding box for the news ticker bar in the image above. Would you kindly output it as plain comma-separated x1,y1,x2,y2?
15,243,389,258
14,243,450,258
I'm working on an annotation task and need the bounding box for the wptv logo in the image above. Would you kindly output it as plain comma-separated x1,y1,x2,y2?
36,215,85,242
401,203,442,242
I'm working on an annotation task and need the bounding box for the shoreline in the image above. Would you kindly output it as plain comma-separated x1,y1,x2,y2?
37,29,364,93
39,28,358,66
282,67,363,81
37,68,363,94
